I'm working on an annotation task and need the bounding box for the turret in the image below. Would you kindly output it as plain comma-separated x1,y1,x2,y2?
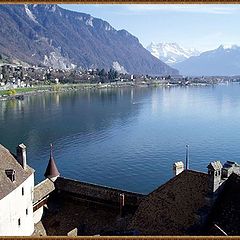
207,161,222,194
44,144,60,182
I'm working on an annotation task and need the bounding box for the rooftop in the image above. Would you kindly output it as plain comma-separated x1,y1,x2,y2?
223,160,239,169
32,160,240,236
44,144,60,179
33,193,134,236
206,173,240,235
128,170,209,235
0,144,34,200
34,178,55,204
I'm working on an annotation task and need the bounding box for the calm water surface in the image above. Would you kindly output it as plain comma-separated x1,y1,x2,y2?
1,84,240,194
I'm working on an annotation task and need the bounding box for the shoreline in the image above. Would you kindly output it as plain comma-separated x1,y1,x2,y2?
0,82,135,101
0,81,214,101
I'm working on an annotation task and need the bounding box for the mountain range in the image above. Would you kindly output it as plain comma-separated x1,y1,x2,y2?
0,4,178,76
146,42,200,65
146,42,240,76
174,44,240,76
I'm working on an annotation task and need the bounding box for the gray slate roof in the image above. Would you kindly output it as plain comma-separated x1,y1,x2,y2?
128,170,209,235
33,178,55,204
0,144,34,200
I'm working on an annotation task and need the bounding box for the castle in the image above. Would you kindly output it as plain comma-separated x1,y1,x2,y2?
0,144,34,235
1,143,240,236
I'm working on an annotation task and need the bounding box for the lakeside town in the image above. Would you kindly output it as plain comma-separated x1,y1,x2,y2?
1,64,240,100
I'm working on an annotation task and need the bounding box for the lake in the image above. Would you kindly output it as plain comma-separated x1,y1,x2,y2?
1,83,240,194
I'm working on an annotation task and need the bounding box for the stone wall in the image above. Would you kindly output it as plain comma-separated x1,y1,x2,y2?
55,177,146,208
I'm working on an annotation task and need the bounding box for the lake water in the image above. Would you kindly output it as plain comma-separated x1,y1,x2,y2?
1,84,240,194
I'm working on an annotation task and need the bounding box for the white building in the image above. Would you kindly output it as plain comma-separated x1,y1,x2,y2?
0,144,34,236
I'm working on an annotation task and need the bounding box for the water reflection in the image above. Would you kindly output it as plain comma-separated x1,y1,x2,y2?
0,88,146,184
1,84,240,193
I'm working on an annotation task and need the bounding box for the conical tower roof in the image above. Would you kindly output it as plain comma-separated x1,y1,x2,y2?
44,144,60,179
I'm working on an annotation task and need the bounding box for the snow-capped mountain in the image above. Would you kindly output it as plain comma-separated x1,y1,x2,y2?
146,42,200,65
174,44,240,76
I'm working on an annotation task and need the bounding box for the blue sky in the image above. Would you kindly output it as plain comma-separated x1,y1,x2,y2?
60,4,240,52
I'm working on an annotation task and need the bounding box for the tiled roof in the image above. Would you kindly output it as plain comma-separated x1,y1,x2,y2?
0,144,34,200
44,145,60,179
223,160,239,169
33,178,55,204
128,170,208,235
206,173,240,235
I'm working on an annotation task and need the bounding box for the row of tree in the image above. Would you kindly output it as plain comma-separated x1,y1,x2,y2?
58,68,119,84
96,68,118,82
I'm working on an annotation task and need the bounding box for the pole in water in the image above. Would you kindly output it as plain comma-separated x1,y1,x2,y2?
186,144,189,170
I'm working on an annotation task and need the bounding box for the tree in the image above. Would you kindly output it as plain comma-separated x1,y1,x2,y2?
98,69,107,82
6,89,16,96
99,69,106,77
108,68,118,82
46,72,52,81
2,66,9,83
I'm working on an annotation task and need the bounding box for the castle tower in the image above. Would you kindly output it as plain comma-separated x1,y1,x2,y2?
207,161,222,194
44,144,60,182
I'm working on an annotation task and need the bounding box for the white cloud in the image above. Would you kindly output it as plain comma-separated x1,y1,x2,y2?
191,32,224,51
125,4,240,15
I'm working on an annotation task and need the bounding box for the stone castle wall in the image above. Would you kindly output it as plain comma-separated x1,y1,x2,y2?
54,177,146,208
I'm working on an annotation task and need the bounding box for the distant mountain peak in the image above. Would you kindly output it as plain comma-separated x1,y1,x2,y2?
219,44,239,50
146,42,200,65
174,44,240,76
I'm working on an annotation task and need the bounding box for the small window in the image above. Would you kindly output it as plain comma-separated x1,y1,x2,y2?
5,169,16,182
22,187,24,196
215,172,218,176
26,208,28,215
18,218,21,226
